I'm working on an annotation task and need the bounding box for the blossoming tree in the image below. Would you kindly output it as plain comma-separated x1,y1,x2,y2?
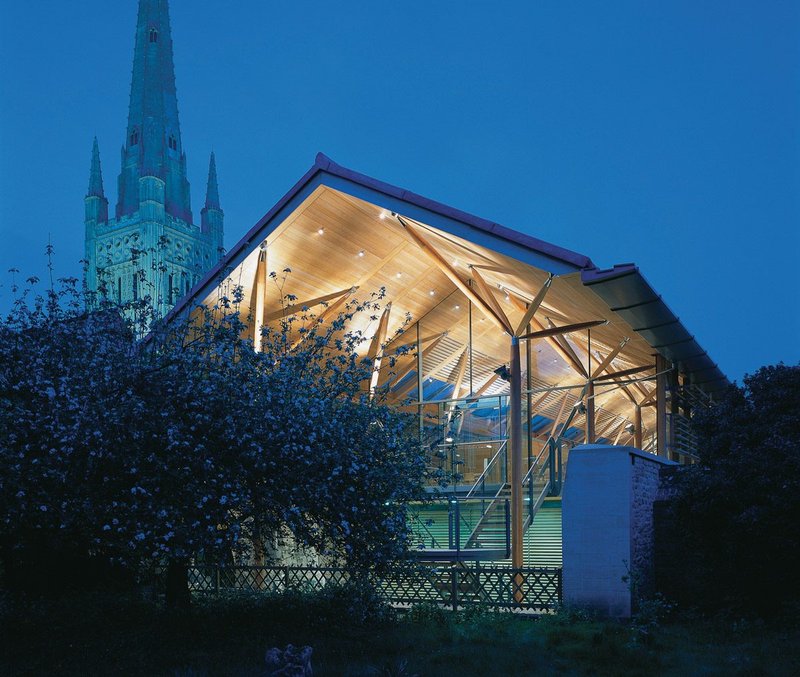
0,271,424,605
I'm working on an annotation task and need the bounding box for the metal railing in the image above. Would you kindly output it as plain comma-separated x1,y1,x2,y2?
407,496,510,556
174,563,561,611
464,440,508,500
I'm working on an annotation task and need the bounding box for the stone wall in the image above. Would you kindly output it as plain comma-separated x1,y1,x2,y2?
563,445,675,617
630,455,662,597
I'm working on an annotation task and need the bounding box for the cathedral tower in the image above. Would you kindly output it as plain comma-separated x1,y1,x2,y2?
84,0,224,314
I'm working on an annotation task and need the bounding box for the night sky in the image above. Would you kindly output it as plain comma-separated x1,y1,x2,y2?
1,1,797,381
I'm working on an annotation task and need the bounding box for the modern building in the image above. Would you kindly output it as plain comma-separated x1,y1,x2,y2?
84,0,223,314
168,152,727,606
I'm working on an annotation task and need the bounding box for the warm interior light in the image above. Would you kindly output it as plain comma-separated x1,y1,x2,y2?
396,272,402,278
317,228,324,235
454,304,460,310
429,290,436,296
358,250,365,257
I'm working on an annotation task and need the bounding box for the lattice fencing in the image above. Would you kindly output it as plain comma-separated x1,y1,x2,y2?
178,563,561,611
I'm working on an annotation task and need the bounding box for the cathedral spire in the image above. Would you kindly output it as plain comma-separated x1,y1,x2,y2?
116,0,192,222
204,152,220,210
88,137,105,198
201,152,224,251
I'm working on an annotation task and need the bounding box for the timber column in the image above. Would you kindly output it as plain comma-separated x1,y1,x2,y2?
656,353,669,457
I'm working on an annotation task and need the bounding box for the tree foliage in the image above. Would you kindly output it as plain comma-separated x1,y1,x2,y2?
657,364,800,615
0,271,425,600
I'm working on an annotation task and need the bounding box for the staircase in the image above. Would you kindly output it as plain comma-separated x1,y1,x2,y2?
523,499,562,567
408,434,567,561
464,485,510,553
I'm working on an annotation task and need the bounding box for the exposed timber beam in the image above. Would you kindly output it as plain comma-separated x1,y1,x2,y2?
469,263,516,274
612,420,628,445
593,349,639,405
505,290,589,379
514,274,554,337
447,349,469,412
469,266,514,333
469,373,500,399
395,215,512,334
595,415,622,439
388,332,448,394
634,405,643,448
386,330,448,355
288,287,356,352
639,388,657,407
593,364,653,383
548,393,571,440
518,319,608,342
368,303,392,395
264,287,356,323
591,337,630,379
253,247,267,352
546,317,590,378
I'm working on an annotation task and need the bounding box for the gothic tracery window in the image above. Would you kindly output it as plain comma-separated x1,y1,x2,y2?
149,28,158,43
130,128,139,146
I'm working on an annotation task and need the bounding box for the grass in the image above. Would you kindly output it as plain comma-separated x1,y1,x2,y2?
2,591,798,676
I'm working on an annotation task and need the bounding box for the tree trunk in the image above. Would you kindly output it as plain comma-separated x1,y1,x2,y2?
165,558,191,609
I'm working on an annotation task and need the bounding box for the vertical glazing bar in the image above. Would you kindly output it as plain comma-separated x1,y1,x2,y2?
452,566,458,611
505,498,511,559
455,500,461,553
417,323,424,441
448,503,454,549
468,298,474,395
526,328,533,472
510,337,524,582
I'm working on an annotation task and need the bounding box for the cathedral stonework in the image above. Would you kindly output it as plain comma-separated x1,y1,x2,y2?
84,0,223,315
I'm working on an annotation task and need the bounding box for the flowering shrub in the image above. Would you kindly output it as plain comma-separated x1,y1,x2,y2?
0,265,426,602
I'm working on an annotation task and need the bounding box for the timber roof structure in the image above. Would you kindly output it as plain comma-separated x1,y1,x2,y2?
169,153,727,449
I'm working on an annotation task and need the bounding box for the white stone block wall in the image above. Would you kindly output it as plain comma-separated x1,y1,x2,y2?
562,445,674,617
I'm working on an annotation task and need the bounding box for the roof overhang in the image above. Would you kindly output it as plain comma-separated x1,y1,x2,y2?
168,152,728,397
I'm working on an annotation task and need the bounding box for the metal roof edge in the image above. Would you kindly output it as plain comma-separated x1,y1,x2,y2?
169,152,597,322
580,265,729,395
316,153,595,270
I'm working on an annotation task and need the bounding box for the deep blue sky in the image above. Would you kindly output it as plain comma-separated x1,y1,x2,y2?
1,1,797,381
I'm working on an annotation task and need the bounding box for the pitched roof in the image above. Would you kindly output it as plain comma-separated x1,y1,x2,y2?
169,152,727,393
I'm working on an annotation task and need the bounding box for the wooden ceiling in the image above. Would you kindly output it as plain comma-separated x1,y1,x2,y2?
198,185,660,446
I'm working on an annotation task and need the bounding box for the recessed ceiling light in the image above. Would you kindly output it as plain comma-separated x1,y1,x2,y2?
454,304,460,310
317,228,325,235
379,211,387,220
396,272,402,278
429,289,436,296
358,250,365,257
